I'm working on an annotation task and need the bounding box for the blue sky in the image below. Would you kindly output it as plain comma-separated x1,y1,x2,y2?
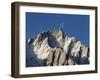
26,12,89,47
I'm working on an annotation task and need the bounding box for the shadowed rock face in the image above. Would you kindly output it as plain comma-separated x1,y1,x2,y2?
26,28,89,67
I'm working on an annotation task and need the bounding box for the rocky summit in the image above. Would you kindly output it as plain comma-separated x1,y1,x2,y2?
26,28,89,67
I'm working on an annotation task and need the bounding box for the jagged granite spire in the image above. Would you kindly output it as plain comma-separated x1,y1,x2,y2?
27,28,89,67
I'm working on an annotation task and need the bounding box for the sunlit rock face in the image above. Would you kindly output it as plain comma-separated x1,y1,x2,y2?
26,28,89,67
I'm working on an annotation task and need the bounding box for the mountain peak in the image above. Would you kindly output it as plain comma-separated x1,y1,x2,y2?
27,28,89,66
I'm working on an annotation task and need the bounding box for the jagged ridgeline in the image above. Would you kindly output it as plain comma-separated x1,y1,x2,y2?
26,28,89,67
